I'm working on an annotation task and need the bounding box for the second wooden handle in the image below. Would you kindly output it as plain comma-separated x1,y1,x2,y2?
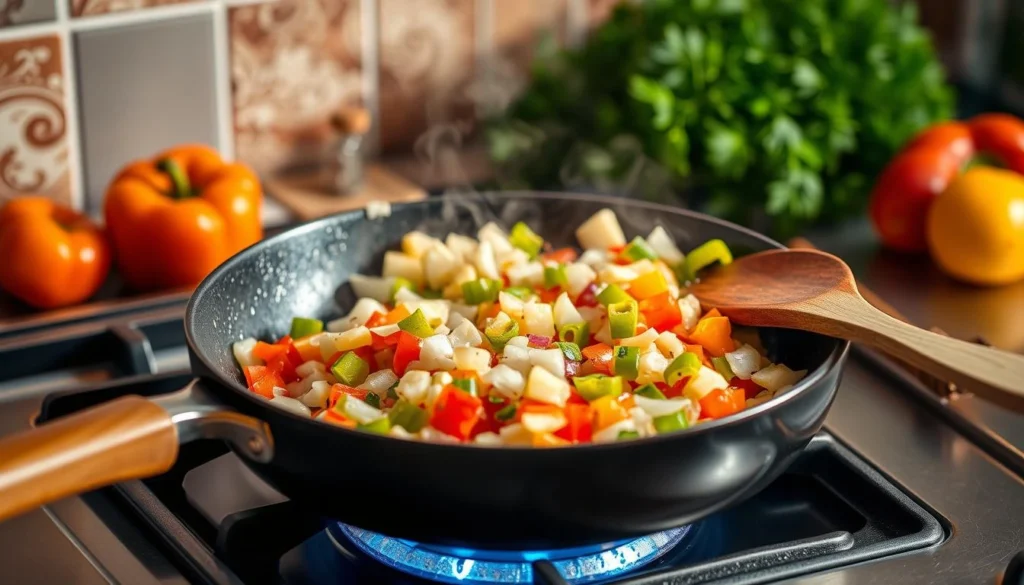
0,395,179,523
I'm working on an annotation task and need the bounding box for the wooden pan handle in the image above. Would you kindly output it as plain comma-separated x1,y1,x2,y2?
0,396,178,523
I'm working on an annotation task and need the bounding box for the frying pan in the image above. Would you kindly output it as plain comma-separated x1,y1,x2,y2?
0,192,848,550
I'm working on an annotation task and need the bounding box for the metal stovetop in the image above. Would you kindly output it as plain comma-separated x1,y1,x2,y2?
0,221,1022,585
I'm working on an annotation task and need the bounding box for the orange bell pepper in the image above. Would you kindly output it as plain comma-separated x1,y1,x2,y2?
699,387,746,419
689,316,735,357
581,343,614,374
554,403,593,443
104,144,262,291
638,292,682,330
590,395,629,430
0,197,111,309
627,270,668,300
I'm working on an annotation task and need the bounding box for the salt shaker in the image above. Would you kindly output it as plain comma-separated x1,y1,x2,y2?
324,107,371,194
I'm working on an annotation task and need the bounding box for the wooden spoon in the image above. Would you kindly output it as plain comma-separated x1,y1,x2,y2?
687,248,1024,412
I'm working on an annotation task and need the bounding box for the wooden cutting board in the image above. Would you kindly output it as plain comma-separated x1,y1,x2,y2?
264,164,427,221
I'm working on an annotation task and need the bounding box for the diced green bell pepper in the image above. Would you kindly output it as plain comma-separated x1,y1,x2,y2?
357,417,391,434
557,322,590,347
682,239,733,282
664,352,701,386
462,278,502,304
620,236,658,262
554,341,582,362
289,317,323,339
613,345,640,380
331,351,369,386
573,374,623,401
634,383,666,399
388,399,428,432
397,308,434,338
653,411,688,433
509,222,544,258
597,284,631,306
608,299,638,339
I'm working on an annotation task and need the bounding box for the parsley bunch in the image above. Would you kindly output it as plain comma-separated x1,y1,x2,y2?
486,0,954,235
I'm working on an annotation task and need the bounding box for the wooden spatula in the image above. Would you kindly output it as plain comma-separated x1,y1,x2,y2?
687,248,1024,412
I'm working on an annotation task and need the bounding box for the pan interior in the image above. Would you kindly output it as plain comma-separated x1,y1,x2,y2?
187,192,840,393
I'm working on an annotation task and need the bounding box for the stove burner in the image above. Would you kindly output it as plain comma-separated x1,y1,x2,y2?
332,523,691,584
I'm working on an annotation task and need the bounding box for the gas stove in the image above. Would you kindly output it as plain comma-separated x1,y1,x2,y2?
1,230,1024,585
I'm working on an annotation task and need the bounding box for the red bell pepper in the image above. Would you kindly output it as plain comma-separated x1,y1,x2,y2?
575,282,600,307
869,114,1024,252
729,377,763,400
554,403,593,443
364,311,388,328
638,292,682,330
699,387,746,419
243,365,285,399
430,385,482,440
328,384,368,409
253,341,287,362
581,343,614,374
541,248,578,264
392,331,421,376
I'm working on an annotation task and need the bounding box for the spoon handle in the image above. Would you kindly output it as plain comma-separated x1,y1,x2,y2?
803,292,1024,412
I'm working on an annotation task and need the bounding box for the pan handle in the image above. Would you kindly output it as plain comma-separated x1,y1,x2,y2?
0,379,273,524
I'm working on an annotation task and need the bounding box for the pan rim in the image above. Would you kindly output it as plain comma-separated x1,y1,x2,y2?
186,190,850,453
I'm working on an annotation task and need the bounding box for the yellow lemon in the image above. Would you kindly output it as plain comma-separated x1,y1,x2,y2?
926,167,1024,286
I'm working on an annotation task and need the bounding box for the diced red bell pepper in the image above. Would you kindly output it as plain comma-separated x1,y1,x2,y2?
371,328,401,350
329,384,368,409
392,331,421,376
729,377,763,400
430,385,482,441
322,409,357,428
699,387,746,419
638,292,682,330
575,282,600,307
541,248,579,264
266,352,299,382
567,386,589,405
581,343,614,375
243,365,285,399
535,286,560,303
657,378,690,399
365,311,388,328
275,334,293,345
253,341,288,362
554,403,593,443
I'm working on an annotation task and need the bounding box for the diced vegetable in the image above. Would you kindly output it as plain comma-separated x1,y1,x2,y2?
233,338,262,368
752,364,807,392
699,388,746,419
328,298,388,333
524,365,571,407
683,366,729,401
397,308,434,338
613,345,640,380
419,334,456,370
690,315,735,357
652,411,688,433
331,352,370,386
397,370,431,405
573,374,623,401
682,239,733,282
357,417,391,434
520,404,568,433
484,364,527,400
597,283,630,306
557,321,590,347
522,301,556,338
543,264,568,289
509,222,544,258
289,317,323,339
627,270,668,300
725,344,761,380
383,251,424,288
554,341,582,362
620,236,658,262
269,395,312,417
429,385,482,440
462,278,502,304
485,312,520,352
647,226,685,266
678,294,702,332
453,346,491,374
575,209,626,250
712,356,735,380
607,299,638,339
564,263,596,297
664,352,702,386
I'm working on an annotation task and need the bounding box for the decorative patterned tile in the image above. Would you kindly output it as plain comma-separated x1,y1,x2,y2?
0,34,70,205
0,0,56,27
230,0,362,173
72,0,196,18
377,0,475,153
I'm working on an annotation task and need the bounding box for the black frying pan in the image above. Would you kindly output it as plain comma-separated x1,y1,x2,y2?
0,192,848,550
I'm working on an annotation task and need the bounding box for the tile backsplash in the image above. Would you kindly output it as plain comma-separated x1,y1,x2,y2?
0,0,603,212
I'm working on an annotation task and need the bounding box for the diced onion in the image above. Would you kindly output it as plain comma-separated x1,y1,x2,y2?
269,395,312,417
397,370,431,405
233,338,262,367
576,209,626,250
300,380,332,408
474,240,500,280
636,350,669,385
655,331,684,359
443,264,478,299
432,371,453,387
498,291,525,319
498,423,532,446
529,348,565,378
286,370,328,397
578,249,609,270
593,419,636,443
501,344,532,374
382,251,424,288
423,243,461,290
370,323,401,338
598,263,640,284
359,369,398,395
402,231,442,259
496,248,530,272
328,298,387,332
449,302,478,322
646,226,685,266
342,396,385,424
420,334,455,370
616,327,659,348
349,274,394,303
420,426,461,443
725,344,761,380
474,432,502,446
449,320,483,348
678,294,701,332
629,406,656,437
394,287,423,303
478,222,514,255
684,366,729,401
389,426,416,439
523,301,555,338
295,360,325,378
521,409,568,433
564,263,597,297
445,233,478,263
506,336,530,348
453,346,492,374
752,364,807,392
365,201,392,220
633,395,690,417
553,293,585,328
483,364,526,400
524,366,570,407
319,326,371,360
506,261,544,287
